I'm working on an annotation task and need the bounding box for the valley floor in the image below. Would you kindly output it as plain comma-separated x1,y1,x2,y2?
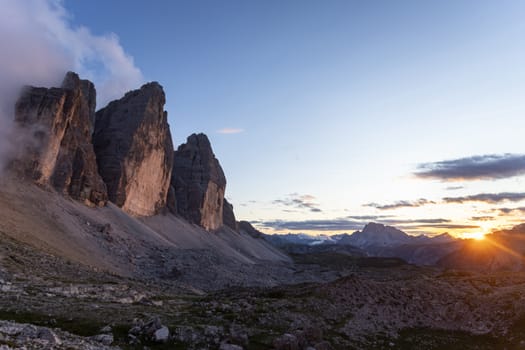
2,231,525,349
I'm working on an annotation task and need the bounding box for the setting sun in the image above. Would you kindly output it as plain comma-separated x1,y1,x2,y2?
467,231,486,240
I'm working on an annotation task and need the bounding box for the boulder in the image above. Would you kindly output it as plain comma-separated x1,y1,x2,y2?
170,133,226,230
93,82,174,216
129,316,170,343
153,326,170,343
14,71,107,206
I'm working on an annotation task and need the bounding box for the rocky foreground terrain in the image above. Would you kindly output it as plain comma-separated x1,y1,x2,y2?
2,72,525,349
3,229,525,350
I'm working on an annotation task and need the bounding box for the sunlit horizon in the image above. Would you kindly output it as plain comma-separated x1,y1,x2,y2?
256,205,520,239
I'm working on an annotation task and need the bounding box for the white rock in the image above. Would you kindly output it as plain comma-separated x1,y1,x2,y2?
154,326,169,342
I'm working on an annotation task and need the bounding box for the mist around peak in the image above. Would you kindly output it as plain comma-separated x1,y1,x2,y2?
0,0,143,172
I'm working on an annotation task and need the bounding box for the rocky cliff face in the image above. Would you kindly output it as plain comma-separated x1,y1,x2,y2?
222,198,237,230
14,72,107,206
14,74,240,226
170,133,226,230
93,82,173,217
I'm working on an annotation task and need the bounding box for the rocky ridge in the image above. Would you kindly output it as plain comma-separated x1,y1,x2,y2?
265,223,462,266
14,72,239,231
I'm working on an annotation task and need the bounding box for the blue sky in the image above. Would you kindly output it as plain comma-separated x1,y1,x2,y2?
14,0,525,237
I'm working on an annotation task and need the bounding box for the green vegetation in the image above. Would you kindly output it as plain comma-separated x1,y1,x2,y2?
0,309,104,336
391,328,501,350
291,252,407,270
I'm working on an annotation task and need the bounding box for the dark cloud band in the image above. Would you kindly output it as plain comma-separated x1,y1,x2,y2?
415,154,525,181
443,192,525,204
470,216,495,221
364,199,434,210
496,207,525,215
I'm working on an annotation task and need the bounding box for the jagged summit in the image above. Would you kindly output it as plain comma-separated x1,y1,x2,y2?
61,71,97,130
119,81,164,102
340,222,411,248
361,222,408,238
93,80,174,216
174,133,226,185
170,133,228,231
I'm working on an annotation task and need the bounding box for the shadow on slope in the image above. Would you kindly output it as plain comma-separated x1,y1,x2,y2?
0,178,295,291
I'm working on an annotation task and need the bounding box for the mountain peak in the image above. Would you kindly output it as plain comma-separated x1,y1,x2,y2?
169,132,228,231
362,222,386,232
362,222,408,238
14,71,107,206
93,80,173,216
337,222,410,248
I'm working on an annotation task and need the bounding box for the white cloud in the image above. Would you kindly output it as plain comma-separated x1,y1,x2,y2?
0,0,143,108
0,0,143,170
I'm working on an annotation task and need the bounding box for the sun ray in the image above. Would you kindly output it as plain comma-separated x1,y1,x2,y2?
483,236,525,261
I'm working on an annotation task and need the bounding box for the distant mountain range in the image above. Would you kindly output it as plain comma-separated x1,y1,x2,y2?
265,223,455,248
264,222,461,266
264,222,525,270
